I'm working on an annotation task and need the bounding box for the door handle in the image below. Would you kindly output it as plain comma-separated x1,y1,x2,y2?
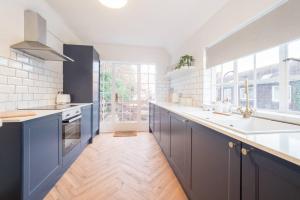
241,148,250,156
228,141,236,149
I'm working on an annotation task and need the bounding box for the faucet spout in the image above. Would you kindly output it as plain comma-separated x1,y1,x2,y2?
238,79,255,118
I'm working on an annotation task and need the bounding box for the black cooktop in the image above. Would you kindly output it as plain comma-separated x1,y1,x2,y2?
20,104,78,110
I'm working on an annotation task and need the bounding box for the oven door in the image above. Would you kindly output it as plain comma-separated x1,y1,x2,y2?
62,115,82,156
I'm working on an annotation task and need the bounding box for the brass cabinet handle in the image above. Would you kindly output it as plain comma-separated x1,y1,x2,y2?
241,148,250,156
228,142,236,149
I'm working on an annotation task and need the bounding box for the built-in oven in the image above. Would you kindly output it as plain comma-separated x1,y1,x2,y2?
62,107,82,156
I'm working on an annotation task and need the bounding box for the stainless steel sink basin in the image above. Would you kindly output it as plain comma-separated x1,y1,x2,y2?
183,111,300,135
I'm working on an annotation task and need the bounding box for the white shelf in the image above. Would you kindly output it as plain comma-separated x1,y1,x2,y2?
166,66,196,80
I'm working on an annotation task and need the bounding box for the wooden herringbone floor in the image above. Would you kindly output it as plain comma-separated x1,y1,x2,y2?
44,132,188,200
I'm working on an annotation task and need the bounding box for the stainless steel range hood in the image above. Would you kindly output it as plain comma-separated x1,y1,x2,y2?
11,10,74,62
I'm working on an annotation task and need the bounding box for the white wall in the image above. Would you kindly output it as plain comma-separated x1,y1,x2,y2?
95,43,171,101
168,0,283,105
0,0,82,111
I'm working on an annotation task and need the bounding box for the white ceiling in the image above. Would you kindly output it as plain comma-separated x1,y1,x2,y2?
46,0,230,52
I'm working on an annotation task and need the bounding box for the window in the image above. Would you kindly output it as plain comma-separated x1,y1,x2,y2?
256,47,280,69
222,62,234,83
272,86,279,102
288,39,300,59
237,55,255,106
208,39,300,115
288,39,300,112
237,55,254,81
140,64,156,121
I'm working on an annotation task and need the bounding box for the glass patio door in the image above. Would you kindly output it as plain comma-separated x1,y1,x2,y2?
100,62,156,132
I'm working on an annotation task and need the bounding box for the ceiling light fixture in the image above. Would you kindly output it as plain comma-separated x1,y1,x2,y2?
99,0,128,9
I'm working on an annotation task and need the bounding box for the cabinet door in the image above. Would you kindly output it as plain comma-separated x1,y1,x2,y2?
149,103,154,133
92,101,100,136
242,144,300,200
81,105,92,145
153,105,161,142
170,113,191,194
23,114,62,200
160,109,171,157
190,122,240,200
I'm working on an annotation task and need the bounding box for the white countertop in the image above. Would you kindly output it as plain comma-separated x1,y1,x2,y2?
0,103,93,123
151,101,300,166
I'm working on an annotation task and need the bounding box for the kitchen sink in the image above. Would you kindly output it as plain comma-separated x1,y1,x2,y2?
183,110,300,135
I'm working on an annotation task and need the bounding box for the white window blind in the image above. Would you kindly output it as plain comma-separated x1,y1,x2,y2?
206,0,300,68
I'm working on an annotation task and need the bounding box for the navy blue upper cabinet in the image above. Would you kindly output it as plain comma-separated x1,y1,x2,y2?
242,144,300,200
169,113,191,196
63,45,100,136
160,108,171,157
81,105,92,146
189,121,241,200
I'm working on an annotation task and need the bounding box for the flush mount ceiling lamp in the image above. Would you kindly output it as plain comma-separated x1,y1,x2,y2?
99,0,128,9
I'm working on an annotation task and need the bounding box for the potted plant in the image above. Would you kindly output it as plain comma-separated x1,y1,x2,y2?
175,55,194,69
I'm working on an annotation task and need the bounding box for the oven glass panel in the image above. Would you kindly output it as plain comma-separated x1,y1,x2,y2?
63,119,81,156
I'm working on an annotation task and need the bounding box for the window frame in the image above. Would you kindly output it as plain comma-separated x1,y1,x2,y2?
208,40,300,115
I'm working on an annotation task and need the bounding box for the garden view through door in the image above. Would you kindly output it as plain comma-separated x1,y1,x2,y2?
100,62,156,132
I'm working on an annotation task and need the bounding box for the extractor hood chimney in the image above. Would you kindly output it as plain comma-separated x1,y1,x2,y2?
11,10,74,62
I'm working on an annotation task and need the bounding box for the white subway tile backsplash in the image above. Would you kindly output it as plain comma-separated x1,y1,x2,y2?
7,77,22,85
23,94,33,101
39,75,48,81
29,87,38,93
16,70,28,78
169,66,204,106
0,53,62,111
0,94,8,102
8,94,20,101
29,73,39,80
4,102,17,111
23,64,34,72
0,75,7,84
23,79,34,86
9,60,22,69
16,86,28,93
34,67,44,74
0,66,15,76
0,57,8,66
0,84,15,93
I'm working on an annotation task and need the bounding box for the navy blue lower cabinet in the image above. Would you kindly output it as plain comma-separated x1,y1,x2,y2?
153,105,161,142
160,108,171,157
149,103,154,133
81,105,92,146
190,121,241,200
169,113,191,196
0,113,62,200
241,144,300,200
0,123,23,200
92,101,99,137
22,114,62,200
